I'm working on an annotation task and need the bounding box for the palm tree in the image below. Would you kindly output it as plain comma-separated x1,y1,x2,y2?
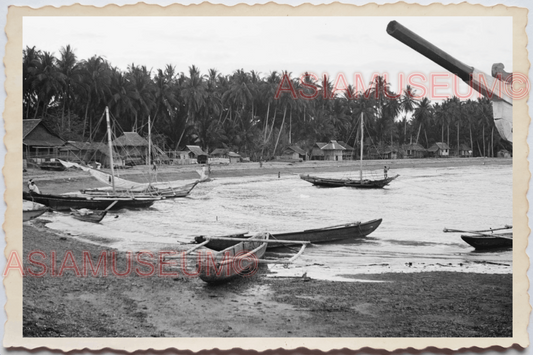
23,46,42,119
179,65,207,148
57,45,82,131
79,55,111,139
32,51,62,119
400,85,419,143
413,97,433,146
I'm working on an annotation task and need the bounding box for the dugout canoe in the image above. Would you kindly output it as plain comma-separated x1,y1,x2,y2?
461,232,513,250
194,218,382,250
23,191,158,211
197,232,270,283
23,206,49,222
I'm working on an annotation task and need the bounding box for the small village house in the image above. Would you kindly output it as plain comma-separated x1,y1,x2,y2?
228,152,242,164
310,142,327,160
280,145,307,161
310,140,345,161
113,132,149,166
427,142,450,157
338,141,354,160
166,150,191,164
210,148,230,159
457,144,472,157
403,143,427,159
321,140,345,161
382,146,399,160
23,119,65,162
186,145,208,164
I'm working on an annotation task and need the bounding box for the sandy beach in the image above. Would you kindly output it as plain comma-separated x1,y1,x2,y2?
24,156,511,194
22,157,513,338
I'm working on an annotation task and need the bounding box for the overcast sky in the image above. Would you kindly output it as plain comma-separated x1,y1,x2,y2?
23,16,512,101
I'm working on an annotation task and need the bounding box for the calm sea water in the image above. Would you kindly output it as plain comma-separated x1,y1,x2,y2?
44,164,513,280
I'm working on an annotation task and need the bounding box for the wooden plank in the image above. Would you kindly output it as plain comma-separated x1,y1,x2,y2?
205,236,310,244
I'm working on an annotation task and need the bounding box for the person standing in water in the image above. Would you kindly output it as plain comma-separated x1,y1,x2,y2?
384,166,389,179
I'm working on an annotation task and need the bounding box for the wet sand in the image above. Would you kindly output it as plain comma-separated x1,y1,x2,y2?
21,157,513,338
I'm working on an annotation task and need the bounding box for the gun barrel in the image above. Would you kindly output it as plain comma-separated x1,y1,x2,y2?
386,21,473,82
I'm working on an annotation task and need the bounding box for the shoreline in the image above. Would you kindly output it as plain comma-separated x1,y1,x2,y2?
23,222,512,338
22,156,513,337
24,157,511,194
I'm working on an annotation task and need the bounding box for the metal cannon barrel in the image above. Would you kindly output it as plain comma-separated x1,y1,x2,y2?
386,20,473,82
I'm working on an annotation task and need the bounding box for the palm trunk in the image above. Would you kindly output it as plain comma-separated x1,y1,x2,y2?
273,106,287,157
289,109,292,145
469,126,473,158
267,108,277,142
482,124,485,157
416,123,422,144
33,98,40,119
264,102,270,141
491,126,494,157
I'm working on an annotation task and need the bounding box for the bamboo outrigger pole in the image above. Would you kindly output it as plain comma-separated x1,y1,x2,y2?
443,226,512,234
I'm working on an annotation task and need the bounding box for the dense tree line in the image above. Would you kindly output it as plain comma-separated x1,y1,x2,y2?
23,45,510,159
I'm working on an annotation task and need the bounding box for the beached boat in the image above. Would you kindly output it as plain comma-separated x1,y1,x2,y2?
69,201,117,223
23,206,49,222
461,233,512,250
197,232,270,283
300,113,399,189
80,181,198,199
39,160,66,171
194,218,383,250
443,226,512,250
70,208,108,223
23,191,157,211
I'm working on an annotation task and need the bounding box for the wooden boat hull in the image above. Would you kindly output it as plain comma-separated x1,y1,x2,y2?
81,182,198,199
23,207,49,222
300,174,399,188
197,232,269,283
461,233,512,250
70,208,108,223
196,219,382,250
23,192,156,211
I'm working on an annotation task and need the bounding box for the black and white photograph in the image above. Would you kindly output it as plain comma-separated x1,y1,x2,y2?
2,0,530,353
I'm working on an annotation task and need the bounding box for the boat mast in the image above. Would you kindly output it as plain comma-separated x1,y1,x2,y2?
105,107,116,193
148,115,151,167
148,115,152,184
360,112,364,182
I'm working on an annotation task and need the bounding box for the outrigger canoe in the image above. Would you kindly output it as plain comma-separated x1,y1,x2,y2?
69,201,118,223
443,226,512,250
461,233,512,250
194,218,382,250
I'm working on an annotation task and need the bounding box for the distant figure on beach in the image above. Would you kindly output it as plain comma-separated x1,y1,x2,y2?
152,162,157,171
28,179,41,194
384,166,389,179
